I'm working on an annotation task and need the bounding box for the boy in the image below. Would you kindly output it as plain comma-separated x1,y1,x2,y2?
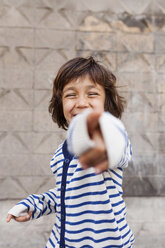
7,57,134,248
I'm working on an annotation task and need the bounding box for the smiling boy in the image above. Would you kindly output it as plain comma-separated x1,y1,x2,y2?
7,57,134,248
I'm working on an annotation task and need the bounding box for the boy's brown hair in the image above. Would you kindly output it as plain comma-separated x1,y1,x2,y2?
49,56,125,130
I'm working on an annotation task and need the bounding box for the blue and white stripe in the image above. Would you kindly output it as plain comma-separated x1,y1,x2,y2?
16,138,134,248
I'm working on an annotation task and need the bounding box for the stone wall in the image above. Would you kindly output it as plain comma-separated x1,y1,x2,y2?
0,0,165,201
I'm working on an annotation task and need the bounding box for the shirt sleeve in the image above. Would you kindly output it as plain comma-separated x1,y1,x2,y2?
7,145,63,220
99,112,132,169
67,110,132,169
8,188,57,220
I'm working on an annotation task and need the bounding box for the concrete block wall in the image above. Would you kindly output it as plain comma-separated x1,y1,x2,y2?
0,0,165,197
0,0,164,198
1,1,165,247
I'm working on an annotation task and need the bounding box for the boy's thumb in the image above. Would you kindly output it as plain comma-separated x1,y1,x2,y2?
6,214,13,223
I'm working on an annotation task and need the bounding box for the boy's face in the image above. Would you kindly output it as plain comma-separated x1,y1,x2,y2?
62,74,105,124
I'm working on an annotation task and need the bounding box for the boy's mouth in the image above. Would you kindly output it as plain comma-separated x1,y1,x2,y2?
72,113,82,117
72,109,91,118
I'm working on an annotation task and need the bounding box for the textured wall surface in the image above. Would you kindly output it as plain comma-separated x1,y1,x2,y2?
0,0,165,199
1,0,165,247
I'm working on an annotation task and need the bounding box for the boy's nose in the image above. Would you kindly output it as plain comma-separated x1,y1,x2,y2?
76,96,89,108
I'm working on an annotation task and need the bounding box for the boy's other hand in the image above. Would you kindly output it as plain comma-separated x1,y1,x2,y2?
79,111,108,174
6,212,32,223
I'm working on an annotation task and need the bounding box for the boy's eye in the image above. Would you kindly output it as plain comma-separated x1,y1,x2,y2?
65,93,76,98
88,92,99,96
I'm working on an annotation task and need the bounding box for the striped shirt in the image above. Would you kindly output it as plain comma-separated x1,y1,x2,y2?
9,112,135,247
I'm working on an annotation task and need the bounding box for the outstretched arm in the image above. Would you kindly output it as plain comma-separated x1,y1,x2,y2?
67,110,132,173
6,188,57,223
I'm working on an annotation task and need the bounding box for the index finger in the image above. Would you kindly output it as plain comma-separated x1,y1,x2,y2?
87,111,102,136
